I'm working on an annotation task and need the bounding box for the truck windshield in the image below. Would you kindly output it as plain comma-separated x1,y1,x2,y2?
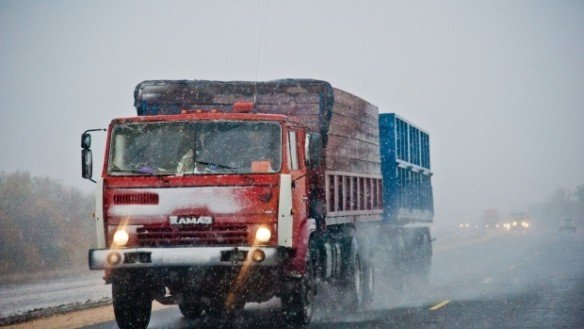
107,121,282,176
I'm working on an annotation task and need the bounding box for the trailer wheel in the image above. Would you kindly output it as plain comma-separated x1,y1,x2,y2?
406,229,432,287
389,233,406,293
112,274,152,329
417,233,432,283
281,255,315,326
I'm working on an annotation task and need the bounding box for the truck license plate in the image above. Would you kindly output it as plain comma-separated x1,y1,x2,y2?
221,249,248,263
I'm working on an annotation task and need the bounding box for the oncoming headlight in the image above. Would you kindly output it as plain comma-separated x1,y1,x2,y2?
113,230,129,246
255,226,272,243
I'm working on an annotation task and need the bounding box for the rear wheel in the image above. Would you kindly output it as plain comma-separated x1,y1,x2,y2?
417,233,432,283
390,234,406,292
362,260,375,308
112,273,152,329
404,229,432,290
339,236,368,311
344,252,364,309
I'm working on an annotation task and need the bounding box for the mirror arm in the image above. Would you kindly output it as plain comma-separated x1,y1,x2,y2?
84,128,107,134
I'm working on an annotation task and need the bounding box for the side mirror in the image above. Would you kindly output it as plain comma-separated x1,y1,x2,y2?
82,149,94,181
81,132,91,149
305,132,323,168
80,128,105,183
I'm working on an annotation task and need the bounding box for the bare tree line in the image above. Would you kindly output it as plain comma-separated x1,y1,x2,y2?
0,172,95,278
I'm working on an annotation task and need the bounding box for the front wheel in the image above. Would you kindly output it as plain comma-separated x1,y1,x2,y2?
205,294,245,319
178,294,204,319
281,256,315,326
112,274,152,329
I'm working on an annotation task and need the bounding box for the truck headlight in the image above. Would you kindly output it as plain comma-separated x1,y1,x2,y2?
113,230,129,246
255,226,272,243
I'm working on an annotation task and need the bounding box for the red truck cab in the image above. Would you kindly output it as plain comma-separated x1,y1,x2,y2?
85,108,317,328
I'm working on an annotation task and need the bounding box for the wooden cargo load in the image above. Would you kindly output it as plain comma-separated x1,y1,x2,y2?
134,79,383,224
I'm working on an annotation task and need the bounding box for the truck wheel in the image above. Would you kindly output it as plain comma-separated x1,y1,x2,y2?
281,256,315,326
178,294,204,319
362,260,375,308
417,234,432,284
406,230,431,287
112,275,152,329
390,234,406,293
345,252,364,309
205,294,245,325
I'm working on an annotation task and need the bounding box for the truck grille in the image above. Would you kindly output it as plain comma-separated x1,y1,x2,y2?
113,193,159,205
136,225,249,247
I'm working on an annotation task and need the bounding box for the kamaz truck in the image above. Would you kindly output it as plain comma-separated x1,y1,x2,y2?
81,79,434,328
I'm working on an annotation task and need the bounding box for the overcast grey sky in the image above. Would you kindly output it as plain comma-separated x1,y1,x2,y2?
1,0,583,223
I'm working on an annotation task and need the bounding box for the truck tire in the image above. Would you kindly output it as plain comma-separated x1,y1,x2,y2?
357,235,375,308
204,293,245,326
281,256,315,326
112,275,152,329
362,260,375,308
344,251,364,309
178,294,204,319
405,229,431,287
388,233,406,293
417,233,432,284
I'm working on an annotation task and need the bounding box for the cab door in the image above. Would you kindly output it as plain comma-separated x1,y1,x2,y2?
287,129,313,254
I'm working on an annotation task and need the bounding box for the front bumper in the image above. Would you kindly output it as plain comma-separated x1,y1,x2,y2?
88,246,284,270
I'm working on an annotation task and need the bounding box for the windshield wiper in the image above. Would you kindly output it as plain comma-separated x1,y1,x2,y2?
113,169,161,176
195,160,236,171
194,160,254,183
112,163,172,176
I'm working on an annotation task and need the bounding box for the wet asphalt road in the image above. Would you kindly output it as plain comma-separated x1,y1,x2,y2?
85,227,583,329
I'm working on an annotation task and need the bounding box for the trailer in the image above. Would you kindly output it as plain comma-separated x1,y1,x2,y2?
81,79,433,328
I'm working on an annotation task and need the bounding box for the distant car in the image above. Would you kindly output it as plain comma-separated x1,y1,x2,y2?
503,220,530,232
459,223,471,229
559,218,577,232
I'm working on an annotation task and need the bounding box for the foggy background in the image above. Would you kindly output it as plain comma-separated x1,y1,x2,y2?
1,0,583,225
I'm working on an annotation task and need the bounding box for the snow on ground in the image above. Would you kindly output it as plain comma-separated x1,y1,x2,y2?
0,271,110,320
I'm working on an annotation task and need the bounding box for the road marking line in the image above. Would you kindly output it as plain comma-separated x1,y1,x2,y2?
482,278,493,284
429,300,450,311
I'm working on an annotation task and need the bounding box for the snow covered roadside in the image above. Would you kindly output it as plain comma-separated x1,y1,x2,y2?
0,272,111,326
0,298,112,327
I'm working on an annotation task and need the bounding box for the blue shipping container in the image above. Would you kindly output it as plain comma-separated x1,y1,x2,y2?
379,113,434,224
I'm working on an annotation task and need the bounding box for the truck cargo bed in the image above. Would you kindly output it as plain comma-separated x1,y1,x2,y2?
134,79,384,225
